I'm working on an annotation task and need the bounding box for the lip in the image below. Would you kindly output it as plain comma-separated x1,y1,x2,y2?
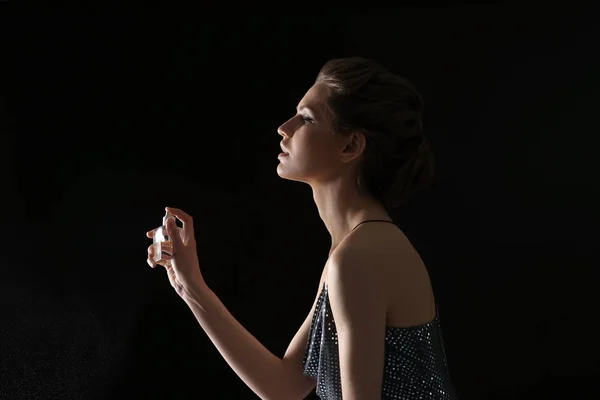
278,152,289,158
280,143,290,154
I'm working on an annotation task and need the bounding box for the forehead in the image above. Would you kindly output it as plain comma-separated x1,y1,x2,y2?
298,83,331,115
301,82,329,102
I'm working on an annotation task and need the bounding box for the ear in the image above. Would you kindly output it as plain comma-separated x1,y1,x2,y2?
341,132,367,164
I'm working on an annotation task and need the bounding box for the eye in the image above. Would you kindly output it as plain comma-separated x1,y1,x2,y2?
301,115,314,124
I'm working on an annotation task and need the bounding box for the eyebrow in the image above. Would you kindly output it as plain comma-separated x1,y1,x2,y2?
297,105,321,120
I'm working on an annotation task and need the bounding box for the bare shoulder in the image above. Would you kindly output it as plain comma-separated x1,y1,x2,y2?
329,222,414,280
329,222,434,326
336,222,416,262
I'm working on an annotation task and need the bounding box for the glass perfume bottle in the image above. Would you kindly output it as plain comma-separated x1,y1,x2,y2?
153,211,176,267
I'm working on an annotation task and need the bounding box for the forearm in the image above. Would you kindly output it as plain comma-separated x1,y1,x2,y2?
181,283,293,400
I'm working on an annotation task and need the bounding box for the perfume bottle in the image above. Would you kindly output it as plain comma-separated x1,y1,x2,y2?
153,211,176,267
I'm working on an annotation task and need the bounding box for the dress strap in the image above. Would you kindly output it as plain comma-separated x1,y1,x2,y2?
351,219,396,232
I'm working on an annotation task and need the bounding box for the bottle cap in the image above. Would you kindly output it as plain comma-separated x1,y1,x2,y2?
163,211,174,226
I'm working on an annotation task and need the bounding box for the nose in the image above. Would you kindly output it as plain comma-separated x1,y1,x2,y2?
277,117,294,138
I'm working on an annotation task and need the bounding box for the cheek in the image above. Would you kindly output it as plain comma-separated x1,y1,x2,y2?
295,140,328,162
291,128,338,165
310,137,338,160
302,147,339,174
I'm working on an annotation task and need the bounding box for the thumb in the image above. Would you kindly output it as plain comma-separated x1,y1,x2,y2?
166,217,182,249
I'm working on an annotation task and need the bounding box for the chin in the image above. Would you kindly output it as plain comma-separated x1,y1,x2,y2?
276,164,295,180
276,163,308,183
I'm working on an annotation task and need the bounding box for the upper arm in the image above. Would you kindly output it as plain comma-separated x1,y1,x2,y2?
327,248,387,400
280,273,326,399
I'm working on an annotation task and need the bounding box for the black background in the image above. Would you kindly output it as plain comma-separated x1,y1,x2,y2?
2,4,599,399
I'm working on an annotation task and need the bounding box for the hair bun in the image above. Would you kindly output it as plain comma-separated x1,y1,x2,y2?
316,57,434,210
383,136,434,209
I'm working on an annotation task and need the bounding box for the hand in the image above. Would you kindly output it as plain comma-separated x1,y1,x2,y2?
147,207,206,298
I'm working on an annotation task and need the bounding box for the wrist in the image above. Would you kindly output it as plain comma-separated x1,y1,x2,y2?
181,279,213,307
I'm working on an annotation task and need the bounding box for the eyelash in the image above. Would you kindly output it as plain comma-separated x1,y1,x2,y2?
301,115,314,123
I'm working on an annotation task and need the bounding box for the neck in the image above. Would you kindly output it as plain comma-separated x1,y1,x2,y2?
310,177,391,256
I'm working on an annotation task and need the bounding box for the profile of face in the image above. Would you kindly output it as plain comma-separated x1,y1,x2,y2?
277,83,364,186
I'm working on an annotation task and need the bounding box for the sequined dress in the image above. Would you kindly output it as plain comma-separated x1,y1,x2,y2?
302,282,458,399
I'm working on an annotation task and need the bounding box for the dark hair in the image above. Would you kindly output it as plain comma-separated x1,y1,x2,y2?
316,57,434,209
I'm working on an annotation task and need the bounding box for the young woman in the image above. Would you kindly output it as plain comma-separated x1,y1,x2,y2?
147,57,458,399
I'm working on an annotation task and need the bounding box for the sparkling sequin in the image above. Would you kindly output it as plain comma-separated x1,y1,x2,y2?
302,284,458,399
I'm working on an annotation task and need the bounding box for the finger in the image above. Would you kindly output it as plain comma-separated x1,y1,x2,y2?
146,229,156,238
147,257,156,268
156,255,172,267
166,217,183,251
165,207,194,237
147,244,155,259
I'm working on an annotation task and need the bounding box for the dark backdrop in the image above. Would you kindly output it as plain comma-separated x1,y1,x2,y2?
2,4,599,400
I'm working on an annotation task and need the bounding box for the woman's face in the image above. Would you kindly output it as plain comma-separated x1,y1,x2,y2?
277,83,356,185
